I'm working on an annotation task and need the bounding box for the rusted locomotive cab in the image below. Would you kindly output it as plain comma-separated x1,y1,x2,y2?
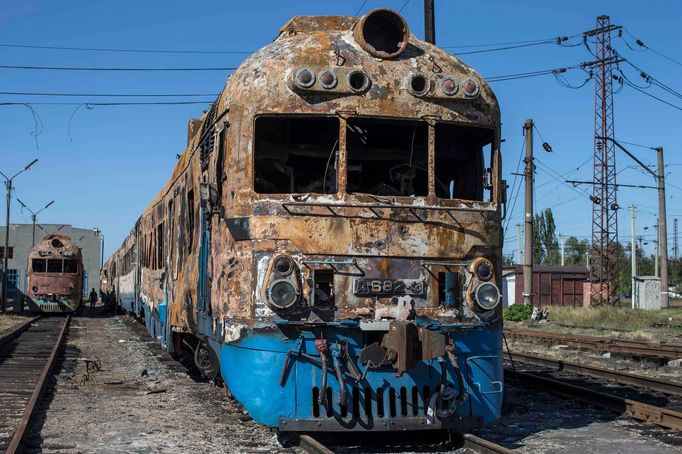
26,235,83,312
106,8,503,432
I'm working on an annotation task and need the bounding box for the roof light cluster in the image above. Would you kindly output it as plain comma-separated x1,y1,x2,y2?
291,67,371,94
407,73,480,99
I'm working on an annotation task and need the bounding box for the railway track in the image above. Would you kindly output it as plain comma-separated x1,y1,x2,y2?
506,367,682,431
506,350,682,397
505,352,682,397
297,432,513,454
0,315,70,453
505,327,682,359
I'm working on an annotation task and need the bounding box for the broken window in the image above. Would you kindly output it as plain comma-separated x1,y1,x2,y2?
254,116,339,194
63,260,78,273
157,222,164,269
346,118,428,197
435,123,493,201
32,259,46,273
187,188,194,251
47,259,62,273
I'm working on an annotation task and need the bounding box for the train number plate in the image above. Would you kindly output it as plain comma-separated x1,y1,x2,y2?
353,278,426,296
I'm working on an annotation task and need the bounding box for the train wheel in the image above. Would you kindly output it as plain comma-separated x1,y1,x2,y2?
194,341,219,380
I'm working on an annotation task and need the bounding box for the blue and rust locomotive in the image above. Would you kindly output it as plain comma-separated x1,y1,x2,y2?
102,8,504,432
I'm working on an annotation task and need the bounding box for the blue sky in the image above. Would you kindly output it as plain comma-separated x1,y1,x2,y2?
1,0,680,259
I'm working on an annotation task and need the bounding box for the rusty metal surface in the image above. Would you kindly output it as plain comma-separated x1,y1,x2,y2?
462,434,515,454
299,434,335,454
101,9,503,345
26,235,83,309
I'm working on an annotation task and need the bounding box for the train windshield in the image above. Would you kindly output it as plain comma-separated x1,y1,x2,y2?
435,123,493,201
32,259,46,273
47,259,62,273
254,116,339,194
63,260,78,273
346,118,429,197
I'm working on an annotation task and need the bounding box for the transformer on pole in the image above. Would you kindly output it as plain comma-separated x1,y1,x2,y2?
588,15,621,305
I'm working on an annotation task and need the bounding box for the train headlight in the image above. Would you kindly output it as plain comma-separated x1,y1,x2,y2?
441,76,458,96
462,78,480,97
294,67,316,89
268,280,298,309
273,255,294,276
474,283,500,311
475,262,493,281
319,69,338,89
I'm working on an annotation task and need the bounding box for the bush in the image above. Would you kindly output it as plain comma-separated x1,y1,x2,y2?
504,304,534,321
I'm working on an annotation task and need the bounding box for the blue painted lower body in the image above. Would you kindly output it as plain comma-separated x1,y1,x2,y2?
217,326,502,430
27,297,81,313
121,291,502,432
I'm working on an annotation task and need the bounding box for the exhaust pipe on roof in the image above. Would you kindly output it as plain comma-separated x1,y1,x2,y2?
353,8,410,59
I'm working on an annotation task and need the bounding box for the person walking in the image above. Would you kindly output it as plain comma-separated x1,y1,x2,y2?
89,288,98,311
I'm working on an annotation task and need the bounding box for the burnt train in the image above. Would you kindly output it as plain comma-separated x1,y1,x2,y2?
102,9,504,432
25,234,83,312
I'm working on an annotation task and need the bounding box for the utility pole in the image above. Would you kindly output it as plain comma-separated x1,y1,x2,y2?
516,224,522,265
0,159,38,312
674,218,679,260
424,0,435,44
523,119,534,305
17,199,54,247
656,147,669,308
560,235,566,266
630,205,636,306
654,218,660,278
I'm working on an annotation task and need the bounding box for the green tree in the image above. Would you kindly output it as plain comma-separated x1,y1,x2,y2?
564,236,590,266
533,208,559,265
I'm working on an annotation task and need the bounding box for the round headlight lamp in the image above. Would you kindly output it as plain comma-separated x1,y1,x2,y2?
268,280,298,309
474,283,500,311
273,255,294,276
476,262,493,281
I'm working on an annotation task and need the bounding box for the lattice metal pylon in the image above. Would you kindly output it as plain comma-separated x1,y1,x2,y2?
590,15,620,305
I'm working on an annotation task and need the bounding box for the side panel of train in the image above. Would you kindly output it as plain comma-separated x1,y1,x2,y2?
102,9,504,432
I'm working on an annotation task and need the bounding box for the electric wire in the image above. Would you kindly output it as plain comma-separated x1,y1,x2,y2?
0,91,220,97
0,101,213,106
503,141,526,235
0,64,238,72
0,42,253,55
354,0,369,16
623,29,682,67
398,0,411,13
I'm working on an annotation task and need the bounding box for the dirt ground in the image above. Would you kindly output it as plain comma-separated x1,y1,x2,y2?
0,313,34,335
17,314,682,453
23,315,293,454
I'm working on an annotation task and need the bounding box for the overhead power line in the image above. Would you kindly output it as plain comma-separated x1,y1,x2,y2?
0,101,213,106
622,29,682,67
0,42,252,55
0,64,238,72
0,91,218,98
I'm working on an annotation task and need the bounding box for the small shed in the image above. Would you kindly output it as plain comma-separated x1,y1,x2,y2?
513,265,589,306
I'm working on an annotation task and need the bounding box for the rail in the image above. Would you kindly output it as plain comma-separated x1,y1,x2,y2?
505,327,682,359
506,368,682,431
1,316,70,453
299,434,335,454
462,434,516,454
507,350,682,397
